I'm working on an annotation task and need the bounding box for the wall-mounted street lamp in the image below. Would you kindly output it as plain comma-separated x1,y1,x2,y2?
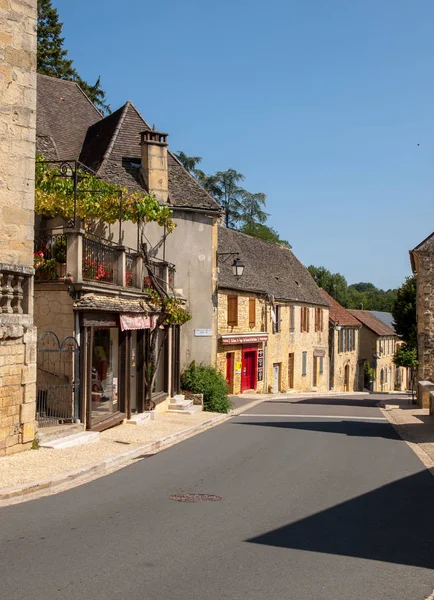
217,252,245,279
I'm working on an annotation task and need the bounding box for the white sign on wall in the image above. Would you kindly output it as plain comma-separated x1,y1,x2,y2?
194,329,213,337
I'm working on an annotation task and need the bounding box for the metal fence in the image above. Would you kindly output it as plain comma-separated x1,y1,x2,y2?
36,331,79,427
34,232,67,282
82,235,119,284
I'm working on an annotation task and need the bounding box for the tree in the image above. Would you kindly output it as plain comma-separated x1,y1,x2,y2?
393,343,418,399
241,222,291,247
175,151,202,174
307,266,348,306
392,276,417,348
37,0,76,78
212,169,246,228
238,191,268,229
37,0,110,114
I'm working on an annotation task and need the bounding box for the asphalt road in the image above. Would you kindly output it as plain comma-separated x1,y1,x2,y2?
1,394,434,600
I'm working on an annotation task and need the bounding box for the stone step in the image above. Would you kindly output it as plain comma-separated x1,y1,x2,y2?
38,423,83,445
169,398,193,410
40,431,100,449
168,405,203,415
172,394,185,402
126,413,151,426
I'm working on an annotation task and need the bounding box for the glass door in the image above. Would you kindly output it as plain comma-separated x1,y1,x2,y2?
91,327,119,426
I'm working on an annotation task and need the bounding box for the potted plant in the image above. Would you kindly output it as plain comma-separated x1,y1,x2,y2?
53,237,67,279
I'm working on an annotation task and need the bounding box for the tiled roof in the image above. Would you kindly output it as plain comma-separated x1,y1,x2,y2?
36,74,102,161
320,290,361,326
368,311,396,332
80,102,221,211
348,309,396,336
74,294,152,313
218,227,330,306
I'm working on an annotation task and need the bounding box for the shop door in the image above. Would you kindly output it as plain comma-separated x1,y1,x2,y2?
241,348,257,392
89,327,121,428
226,352,234,393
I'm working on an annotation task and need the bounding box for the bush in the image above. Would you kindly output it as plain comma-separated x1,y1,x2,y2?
181,361,231,413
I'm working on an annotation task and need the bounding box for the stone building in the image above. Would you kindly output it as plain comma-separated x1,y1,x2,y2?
0,0,37,454
321,290,362,392
348,310,401,392
217,228,330,394
34,75,221,432
410,233,434,383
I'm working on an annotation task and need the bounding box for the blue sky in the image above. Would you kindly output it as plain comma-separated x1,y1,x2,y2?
55,0,434,289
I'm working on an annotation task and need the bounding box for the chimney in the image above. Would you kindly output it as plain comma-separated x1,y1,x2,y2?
140,126,169,202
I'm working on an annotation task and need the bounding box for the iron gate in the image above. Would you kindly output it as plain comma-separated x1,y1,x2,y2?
36,331,80,427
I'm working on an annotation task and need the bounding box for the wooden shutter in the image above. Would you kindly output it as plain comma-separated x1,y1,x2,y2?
314,308,319,332
249,298,256,327
300,307,304,332
227,295,238,326
306,308,310,332
320,308,323,332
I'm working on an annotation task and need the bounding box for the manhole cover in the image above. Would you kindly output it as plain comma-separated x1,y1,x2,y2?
169,493,222,503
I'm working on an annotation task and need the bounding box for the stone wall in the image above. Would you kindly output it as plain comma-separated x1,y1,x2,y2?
34,286,75,341
414,251,434,382
331,328,360,392
217,290,329,394
0,0,37,455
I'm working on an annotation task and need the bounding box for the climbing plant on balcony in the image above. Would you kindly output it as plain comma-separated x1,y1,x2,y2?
35,155,174,229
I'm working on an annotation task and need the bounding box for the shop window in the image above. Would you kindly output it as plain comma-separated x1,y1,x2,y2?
227,295,238,326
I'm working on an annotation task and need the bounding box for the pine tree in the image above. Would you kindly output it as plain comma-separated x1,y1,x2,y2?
37,0,110,114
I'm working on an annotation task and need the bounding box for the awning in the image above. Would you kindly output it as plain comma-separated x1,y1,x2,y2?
120,314,156,331
220,333,268,345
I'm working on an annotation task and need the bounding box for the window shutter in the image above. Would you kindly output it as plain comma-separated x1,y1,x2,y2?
306,308,310,332
300,307,304,332
249,298,256,327
290,306,294,331
314,308,318,332
320,309,323,332
302,351,307,376
227,295,238,326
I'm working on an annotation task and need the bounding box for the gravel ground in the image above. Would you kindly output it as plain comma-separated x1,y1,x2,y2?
0,411,220,490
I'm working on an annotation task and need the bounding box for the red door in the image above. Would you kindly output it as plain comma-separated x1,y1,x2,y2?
241,346,258,392
226,352,234,392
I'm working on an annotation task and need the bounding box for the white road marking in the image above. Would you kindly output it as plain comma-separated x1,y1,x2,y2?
239,413,387,421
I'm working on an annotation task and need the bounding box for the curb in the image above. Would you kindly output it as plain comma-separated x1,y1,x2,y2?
0,412,231,506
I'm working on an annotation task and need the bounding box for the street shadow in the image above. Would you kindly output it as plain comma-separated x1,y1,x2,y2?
236,419,400,440
267,398,380,408
246,469,434,569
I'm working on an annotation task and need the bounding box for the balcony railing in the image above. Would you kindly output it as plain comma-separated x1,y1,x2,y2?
34,229,150,291
34,233,67,282
82,235,119,284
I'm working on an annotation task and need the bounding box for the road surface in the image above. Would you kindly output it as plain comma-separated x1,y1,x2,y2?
1,394,433,599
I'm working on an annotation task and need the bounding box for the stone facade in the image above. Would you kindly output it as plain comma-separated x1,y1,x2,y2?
330,327,360,392
34,286,74,341
217,290,329,394
0,0,37,455
357,327,398,392
411,245,434,383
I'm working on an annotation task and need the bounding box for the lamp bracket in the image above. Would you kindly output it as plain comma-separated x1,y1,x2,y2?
216,251,239,264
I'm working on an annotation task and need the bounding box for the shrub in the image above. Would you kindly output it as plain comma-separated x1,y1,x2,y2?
181,361,231,413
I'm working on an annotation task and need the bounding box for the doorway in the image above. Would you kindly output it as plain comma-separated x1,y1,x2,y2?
272,363,280,393
226,352,234,393
241,346,257,392
89,327,120,428
288,353,294,389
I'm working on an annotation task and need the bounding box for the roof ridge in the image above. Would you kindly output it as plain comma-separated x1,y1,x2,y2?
125,101,151,130
37,73,103,119
219,225,293,252
348,309,395,335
